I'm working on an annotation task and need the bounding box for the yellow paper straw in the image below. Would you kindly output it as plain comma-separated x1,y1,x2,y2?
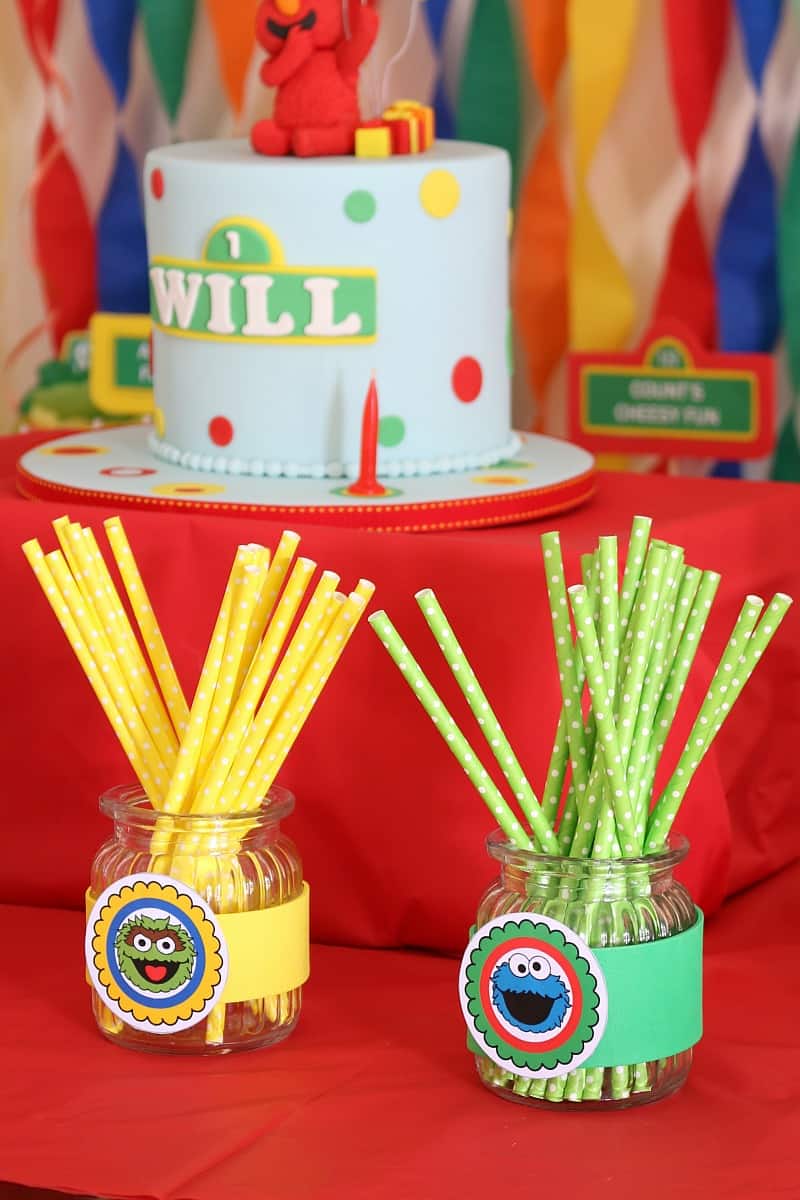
235,531,301,695
160,550,247,815
44,549,171,802
196,556,317,811
52,516,88,595
217,570,340,811
241,588,370,807
22,540,154,793
73,526,178,771
103,517,190,736
196,557,269,784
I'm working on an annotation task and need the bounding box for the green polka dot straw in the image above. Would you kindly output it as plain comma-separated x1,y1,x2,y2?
415,589,558,854
369,610,535,851
646,593,792,851
569,585,637,851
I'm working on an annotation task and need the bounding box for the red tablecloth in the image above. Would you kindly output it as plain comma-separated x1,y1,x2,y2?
2,433,799,944
1,432,799,1199
1,861,799,1200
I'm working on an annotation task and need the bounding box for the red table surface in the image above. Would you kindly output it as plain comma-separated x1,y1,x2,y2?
2,433,799,948
2,432,800,1198
1,861,799,1200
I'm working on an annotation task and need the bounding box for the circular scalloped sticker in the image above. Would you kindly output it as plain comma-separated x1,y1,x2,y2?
85,874,228,1034
459,913,608,1079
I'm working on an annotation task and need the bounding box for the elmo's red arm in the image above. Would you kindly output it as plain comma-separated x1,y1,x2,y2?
337,0,379,76
261,26,315,86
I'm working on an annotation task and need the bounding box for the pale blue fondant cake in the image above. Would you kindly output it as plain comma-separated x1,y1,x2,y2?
143,139,517,480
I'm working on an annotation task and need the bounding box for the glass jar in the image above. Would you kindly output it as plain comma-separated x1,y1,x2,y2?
472,831,697,1110
87,785,305,1055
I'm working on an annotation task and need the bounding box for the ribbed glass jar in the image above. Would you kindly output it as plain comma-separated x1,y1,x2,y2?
88,785,303,1055
474,831,696,1110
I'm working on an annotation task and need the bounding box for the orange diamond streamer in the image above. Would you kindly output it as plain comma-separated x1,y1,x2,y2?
567,0,639,353
206,0,258,116
512,1,569,432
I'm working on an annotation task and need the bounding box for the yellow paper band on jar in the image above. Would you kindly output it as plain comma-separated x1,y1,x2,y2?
218,883,310,1002
85,882,310,1003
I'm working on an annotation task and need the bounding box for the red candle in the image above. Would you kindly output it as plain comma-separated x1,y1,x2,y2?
346,374,389,497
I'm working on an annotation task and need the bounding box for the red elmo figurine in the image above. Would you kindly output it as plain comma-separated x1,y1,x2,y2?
251,0,379,157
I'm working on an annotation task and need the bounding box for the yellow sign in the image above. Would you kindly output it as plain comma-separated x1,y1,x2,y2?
90,313,154,417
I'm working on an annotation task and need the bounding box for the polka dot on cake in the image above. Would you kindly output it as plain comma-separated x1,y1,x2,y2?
379,416,406,448
151,168,165,200
152,482,226,498
344,190,377,223
452,356,483,403
101,466,157,479
420,170,461,219
209,416,234,447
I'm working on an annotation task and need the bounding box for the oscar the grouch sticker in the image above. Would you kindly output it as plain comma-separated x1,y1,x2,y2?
86,875,228,1032
115,914,196,994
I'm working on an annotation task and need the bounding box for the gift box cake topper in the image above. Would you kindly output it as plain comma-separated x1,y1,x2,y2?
250,0,437,160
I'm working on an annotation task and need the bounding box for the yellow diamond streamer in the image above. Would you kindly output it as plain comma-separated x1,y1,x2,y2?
568,0,639,352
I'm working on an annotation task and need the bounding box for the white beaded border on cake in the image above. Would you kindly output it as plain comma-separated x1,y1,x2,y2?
147,432,523,480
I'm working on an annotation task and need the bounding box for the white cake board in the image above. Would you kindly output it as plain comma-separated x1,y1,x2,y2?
17,427,595,532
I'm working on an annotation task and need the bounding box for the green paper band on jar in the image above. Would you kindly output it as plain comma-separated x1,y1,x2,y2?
582,910,703,1068
461,910,703,1078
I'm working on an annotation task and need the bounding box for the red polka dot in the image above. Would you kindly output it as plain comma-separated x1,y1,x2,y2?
151,169,165,200
209,416,234,447
452,357,483,403
101,466,157,478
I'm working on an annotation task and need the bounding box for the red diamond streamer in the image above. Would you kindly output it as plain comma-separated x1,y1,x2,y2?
13,0,97,354
653,1,731,346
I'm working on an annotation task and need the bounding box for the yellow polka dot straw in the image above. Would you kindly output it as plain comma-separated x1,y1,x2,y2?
196,556,317,812
21,540,154,795
75,525,179,771
243,587,373,807
44,548,172,804
103,517,190,736
234,531,300,695
196,557,268,782
162,587,234,816
24,518,375,826
216,570,341,812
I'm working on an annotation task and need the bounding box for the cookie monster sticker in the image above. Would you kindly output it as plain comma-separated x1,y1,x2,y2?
86,875,228,1033
459,913,608,1079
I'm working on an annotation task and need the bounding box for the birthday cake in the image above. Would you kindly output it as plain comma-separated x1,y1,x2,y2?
144,140,515,480
17,0,594,527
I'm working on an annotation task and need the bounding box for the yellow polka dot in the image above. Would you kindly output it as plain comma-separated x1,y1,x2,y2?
151,482,226,498
471,474,528,488
153,407,166,437
420,170,461,219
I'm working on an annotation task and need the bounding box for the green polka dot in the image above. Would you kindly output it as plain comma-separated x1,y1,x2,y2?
379,416,406,447
344,190,377,224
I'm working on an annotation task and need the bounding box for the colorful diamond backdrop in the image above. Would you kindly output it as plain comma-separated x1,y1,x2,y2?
3,0,800,480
